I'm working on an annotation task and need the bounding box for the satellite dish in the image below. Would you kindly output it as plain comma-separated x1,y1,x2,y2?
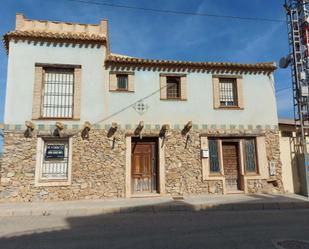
279,55,291,68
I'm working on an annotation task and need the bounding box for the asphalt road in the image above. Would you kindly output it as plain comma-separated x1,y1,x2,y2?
0,209,309,249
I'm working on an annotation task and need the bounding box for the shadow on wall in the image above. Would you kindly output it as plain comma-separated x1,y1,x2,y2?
0,194,309,249
289,136,301,194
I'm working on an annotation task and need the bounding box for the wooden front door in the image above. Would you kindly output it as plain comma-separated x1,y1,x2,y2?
131,138,158,194
222,142,242,192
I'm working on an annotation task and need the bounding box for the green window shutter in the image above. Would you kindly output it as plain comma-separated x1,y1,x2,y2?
209,139,220,173
244,139,257,172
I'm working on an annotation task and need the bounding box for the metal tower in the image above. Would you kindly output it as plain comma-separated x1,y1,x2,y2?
282,0,309,196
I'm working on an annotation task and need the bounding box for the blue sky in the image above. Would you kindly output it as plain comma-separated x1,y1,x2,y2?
0,0,292,126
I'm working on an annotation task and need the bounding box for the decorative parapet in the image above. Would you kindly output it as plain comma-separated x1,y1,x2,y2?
3,13,108,53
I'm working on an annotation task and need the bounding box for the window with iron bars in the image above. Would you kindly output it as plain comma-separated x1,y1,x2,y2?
219,78,238,107
42,68,74,118
116,74,128,90
166,76,181,99
41,139,69,180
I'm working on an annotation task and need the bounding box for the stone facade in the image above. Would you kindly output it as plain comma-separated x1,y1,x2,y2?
0,129,126,202
0,127,283,202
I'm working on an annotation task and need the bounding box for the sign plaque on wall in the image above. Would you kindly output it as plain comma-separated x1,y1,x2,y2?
45,144,65,160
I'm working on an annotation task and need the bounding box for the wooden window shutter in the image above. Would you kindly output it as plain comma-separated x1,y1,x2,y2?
73,68,81,119
160,75,167,99
212,77,220,109
109,73,117,91
128,74,135,92
180,76,187,100
32,66,44,119
236,78,244,109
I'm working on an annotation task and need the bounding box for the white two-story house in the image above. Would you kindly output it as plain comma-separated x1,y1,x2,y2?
0,14,282,201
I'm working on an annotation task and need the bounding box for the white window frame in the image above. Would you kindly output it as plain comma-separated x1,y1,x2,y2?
35,137,73,187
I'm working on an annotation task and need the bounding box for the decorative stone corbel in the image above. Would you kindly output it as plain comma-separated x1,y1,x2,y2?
81,121,91,140
107,122,118,138
53,122,64,137
134,121,144,139
24,121,35,138
182,121,193,148
107,123,118,149
181,121,192,136
159,124,170,137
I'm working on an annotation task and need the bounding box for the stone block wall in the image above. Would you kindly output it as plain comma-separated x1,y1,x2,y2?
0,127,283,202
164,131,223,195
0,129,126,202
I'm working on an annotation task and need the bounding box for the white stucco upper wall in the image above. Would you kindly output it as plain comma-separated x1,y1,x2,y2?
4,40,278,127
5,40,106,124
106,71,278,127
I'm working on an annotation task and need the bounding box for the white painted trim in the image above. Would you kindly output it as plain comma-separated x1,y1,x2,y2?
125,136,131,198
200,136,226,194
158,137,166,195
34,137,73,187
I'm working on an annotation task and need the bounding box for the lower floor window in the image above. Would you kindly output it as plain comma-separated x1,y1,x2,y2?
42,140,69,179
209,139,220,173
208,137,258,175
35,137,71,186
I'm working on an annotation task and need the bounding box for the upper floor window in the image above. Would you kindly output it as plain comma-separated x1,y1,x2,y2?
116,74,128,90
109,71,134,92
42,68,74,118
212,75,244,110
32,63,81,120
219,78,238,107
166,76,181,99
160,74,187,101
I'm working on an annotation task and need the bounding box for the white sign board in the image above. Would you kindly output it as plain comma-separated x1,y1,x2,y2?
201,149,209,158
269,161,276,176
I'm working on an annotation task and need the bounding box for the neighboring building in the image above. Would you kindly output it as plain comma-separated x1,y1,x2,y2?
0,14,283,201
278,118,303,194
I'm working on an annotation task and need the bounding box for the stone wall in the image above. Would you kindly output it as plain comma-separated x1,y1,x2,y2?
246,130,283,194
0,129,126,202
164,131,223,195
0,128,283,202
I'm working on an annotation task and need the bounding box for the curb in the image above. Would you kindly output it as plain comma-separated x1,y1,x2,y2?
1,201,309,217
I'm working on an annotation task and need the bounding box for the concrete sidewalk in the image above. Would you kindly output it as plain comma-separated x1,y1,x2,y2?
0,193,309,217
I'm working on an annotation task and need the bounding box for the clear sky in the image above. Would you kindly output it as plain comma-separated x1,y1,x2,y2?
0,0,293,151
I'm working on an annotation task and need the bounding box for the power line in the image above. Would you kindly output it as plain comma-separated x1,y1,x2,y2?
276,86,292,93
65,0,285,23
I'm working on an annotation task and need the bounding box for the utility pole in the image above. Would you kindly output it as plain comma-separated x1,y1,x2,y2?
281,0,309,196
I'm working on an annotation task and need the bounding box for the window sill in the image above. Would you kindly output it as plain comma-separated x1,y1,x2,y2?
33,117,80,121
35,180,71,187
209,173,223,177
215,106,244,110
160,98,187,101
110,90,134,93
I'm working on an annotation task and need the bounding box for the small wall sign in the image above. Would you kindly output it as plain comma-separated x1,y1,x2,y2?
201,149,209,158
45,144,65,160
269,161,276,176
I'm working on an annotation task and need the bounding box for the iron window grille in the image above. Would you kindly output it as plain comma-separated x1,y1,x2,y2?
209,139,221,173
42,68,74,118
219,78,238,107
41,139,69,180
244,138,258,173
166,76,181,99
281,130,293,137
116,74,128,90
